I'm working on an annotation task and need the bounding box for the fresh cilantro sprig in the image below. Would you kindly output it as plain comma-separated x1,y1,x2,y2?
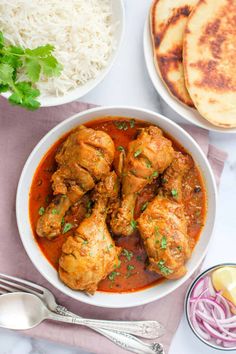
0,31,62,110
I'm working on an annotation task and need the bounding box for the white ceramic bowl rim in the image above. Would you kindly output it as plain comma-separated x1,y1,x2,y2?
16,106,217,308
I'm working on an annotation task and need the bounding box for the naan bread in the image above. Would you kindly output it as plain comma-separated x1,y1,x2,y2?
150,0,197,107
183,0,236,128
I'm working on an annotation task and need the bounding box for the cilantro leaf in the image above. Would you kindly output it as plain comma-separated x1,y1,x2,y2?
0,83,9,93
25,44,54,58
108,271,120,282
7,46,25,55
9,92,23,105
161,236,167,249
38,207,45,216
141,201,149,212
9,82,40,110
41,55,62,77
171,189,178,197
16,82,40,98
134,148,142,158
1,54,22,70
25,58,41,82
0,63,14,85
157,260,173,276
122,249,133,262
62,223,73,234
0,32,4,49
130,220,137,230
22,96,40,110
130,119,135,128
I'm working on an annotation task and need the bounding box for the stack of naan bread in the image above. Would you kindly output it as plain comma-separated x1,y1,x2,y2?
150,0,236,128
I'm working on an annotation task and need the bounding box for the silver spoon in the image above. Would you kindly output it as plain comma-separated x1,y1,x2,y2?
0,292,164,354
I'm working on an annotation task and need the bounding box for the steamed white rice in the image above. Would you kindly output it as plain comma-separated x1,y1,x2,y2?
0,0,115,96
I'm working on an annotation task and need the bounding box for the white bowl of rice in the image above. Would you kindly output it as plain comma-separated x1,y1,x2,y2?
0,0,125,107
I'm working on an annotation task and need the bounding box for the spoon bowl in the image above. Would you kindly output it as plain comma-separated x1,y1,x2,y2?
0,292,48,330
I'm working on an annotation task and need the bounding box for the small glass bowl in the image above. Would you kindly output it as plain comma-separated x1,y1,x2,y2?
185,263,236,351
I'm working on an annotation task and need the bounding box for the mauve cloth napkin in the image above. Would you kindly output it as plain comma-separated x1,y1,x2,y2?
0,98,227,354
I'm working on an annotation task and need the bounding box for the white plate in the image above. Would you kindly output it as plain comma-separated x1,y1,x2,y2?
16,106,217,308
1,0,125,107
143,17,236,133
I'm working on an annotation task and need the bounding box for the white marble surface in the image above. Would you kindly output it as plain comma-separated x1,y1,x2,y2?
1,1,236,353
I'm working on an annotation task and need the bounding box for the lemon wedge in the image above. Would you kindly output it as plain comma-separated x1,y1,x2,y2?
212,266,236,306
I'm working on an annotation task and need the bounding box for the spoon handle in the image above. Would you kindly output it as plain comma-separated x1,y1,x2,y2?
48,312,164,354
49,310,163,339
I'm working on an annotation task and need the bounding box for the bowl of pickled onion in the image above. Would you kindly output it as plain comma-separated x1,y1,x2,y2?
185,264,236,351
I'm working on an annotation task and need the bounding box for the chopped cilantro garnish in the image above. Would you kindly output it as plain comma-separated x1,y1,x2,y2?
82,240,88,245
171,189,178,197
136,255,143,262
130,220,137,230
108,271,120,281
177,246,182,252
51,208,59,215
147,171,159,181
161,236,167,249
117,146,125,152
145,159,152,168
126,264,135,278
0,31,62,110
134,149,142,158
154,226,160,236
127,264,135,271
107,244,114,251
152,171,159,178
114,260,121,269
130,119,135,128
61,217,65,226
141,201,149,212
62,223,73,234
157,260,173,276
122,249,133,261
114,121,128,131
38,206,45,216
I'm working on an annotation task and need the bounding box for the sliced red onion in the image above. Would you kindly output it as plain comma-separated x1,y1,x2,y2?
188,273,236,348
192,278,205,298
195,298,226,319
223,341,236,348
195,310,218,327
212,312,236,339
191,314,211,340
202,321,236,342
208,276,216,297
216,293,231,318
218,315,236,324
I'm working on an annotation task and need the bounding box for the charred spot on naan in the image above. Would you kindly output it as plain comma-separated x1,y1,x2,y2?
150,1,195,107
158,50,194,106
151,5,192,49
190,60,235,91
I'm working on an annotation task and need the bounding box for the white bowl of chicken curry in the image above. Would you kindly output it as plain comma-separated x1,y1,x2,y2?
16,107,217,308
